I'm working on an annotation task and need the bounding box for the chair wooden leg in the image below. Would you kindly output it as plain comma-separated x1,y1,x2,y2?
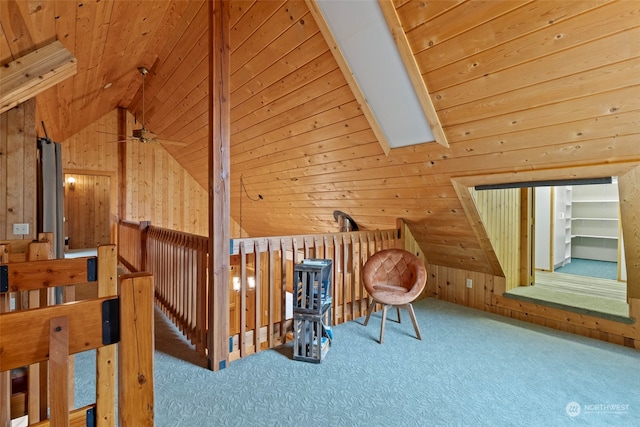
379,304,389,344
406,303,422,340
396,306,401,323
363,300,376,326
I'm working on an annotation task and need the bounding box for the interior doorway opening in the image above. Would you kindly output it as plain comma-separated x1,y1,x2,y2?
502,181,630,322
472,179,630,321
461,165,638,322
533,182,627,302
63,173,112,254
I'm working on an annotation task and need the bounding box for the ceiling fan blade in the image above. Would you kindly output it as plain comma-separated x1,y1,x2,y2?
97,70,186,147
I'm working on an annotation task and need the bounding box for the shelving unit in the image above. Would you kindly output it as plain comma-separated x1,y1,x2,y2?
536,182,626,281
292,259,333,363
570,183,619,263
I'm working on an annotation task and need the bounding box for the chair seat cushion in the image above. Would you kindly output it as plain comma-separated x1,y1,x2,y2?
372,283,414,305
373,283,409,294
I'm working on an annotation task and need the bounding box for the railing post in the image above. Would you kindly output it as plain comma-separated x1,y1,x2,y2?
140,221,151,272
0,244,10,427
96,244,118,426
118,273,154,426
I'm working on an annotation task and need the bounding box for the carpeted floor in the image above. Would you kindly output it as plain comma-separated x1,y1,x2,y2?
74,298,640,426
555,258,618,280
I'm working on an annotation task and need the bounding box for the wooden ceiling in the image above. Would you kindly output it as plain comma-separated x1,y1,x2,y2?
2,1,639,274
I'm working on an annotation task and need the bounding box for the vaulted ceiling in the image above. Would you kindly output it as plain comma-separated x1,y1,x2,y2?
1,0,639,274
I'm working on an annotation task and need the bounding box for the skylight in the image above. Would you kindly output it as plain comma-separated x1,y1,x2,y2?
316,0,435,149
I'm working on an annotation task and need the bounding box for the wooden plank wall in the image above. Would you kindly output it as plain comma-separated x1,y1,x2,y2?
63,174,111,249
124,108,214,237
495,296,640,349
471,188,521,291
0,99,36,241
60,108,119,242
125,129,209,237
402,218,493,309
59,109,210,237
426,264,499,313
61,107,119,171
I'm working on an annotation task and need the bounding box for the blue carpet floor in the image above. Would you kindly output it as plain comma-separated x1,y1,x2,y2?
555,258,618,280
75,298,640,426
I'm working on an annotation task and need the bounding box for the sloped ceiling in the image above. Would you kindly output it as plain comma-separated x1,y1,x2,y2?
1,1,639,275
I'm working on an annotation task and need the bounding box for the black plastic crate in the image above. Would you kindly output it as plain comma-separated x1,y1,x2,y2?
293,259,332,314
292,308,332,363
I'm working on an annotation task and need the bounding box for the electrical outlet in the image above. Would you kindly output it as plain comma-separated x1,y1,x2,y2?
13,223,29,235
466,278,473,288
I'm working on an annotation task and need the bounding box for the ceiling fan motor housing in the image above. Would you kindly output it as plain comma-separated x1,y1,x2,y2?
132,128,157,143
133,128,146,138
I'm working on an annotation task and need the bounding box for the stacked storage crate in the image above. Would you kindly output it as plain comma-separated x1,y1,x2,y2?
293,259,333,363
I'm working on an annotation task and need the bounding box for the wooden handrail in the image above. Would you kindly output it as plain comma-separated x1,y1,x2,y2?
230,229,399,255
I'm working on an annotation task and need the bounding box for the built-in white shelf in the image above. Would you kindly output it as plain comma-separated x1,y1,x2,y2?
571,234,618,240
572,217,618,221
570,183,620,263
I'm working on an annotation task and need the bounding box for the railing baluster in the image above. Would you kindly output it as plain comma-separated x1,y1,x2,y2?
198,237,206,354
240,242,247,358
342,235,349,322
268,240,275,349
350,234,357,321
333,236,340,325
292,237,299,266
254,242,262,354
358,233,366,317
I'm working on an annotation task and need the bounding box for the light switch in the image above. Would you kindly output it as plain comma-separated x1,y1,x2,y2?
13,223,29,235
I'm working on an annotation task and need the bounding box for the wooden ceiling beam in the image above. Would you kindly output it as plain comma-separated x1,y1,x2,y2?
378,0,449,148
0,40,76,115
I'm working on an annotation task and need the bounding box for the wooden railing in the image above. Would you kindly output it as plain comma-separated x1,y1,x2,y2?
145,226,209,354
1,244,154,426
117,220,151,272
1,235,60,422
228,230,398,360
118,220,399,364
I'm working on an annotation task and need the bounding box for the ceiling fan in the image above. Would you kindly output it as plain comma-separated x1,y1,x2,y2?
103,67,186,146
